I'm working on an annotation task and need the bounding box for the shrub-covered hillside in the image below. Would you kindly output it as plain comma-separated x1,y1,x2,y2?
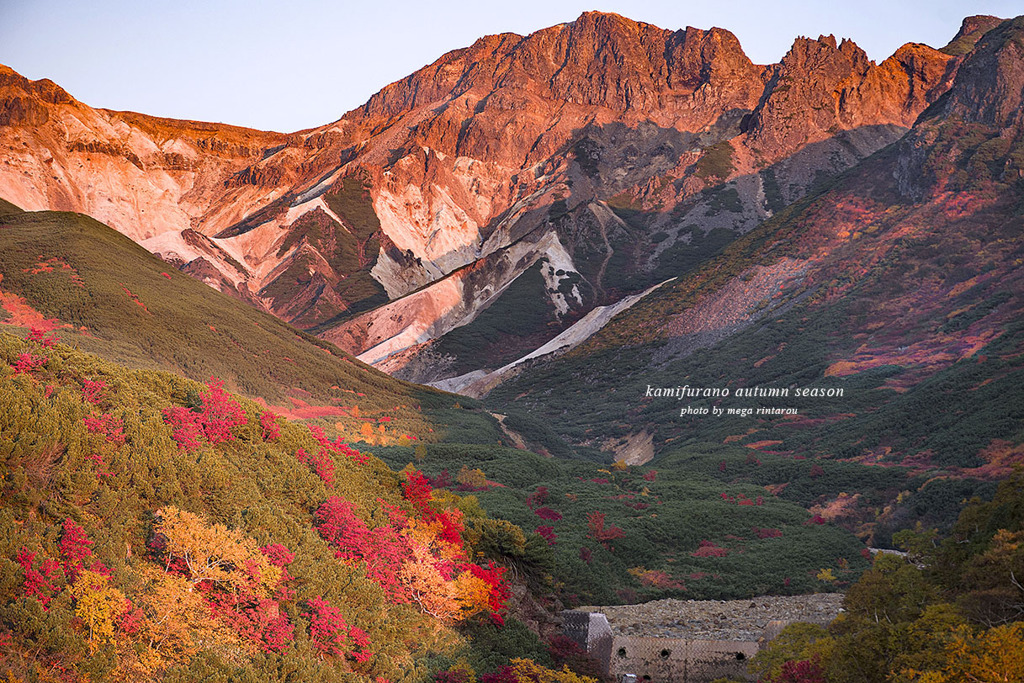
0,331,568,683
373,442,875,606
0,202,500,446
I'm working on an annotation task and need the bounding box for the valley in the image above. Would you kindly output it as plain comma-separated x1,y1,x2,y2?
0,9,1022,683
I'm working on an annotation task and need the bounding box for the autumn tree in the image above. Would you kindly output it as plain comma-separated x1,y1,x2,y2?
70,569,126,653
457,465,489,490
154,506,280,594
586,511,625,550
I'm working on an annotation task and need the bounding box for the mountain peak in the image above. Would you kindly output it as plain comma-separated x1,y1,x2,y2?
943,15,1006,55
0,62,77,127
0,63,76,104
938,16,1024,128
354,13,761,121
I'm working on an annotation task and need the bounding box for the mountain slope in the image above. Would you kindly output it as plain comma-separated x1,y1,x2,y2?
0,331,540,682
486,17,1024,476
0,201,499,444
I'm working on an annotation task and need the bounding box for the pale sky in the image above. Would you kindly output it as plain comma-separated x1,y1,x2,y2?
0,0,1018,132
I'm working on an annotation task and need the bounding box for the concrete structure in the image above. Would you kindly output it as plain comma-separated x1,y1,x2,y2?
563,596,843,682
562,610,613,668
607,634,757,682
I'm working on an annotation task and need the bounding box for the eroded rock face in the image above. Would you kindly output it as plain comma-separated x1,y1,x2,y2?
0,12,982,377
939,17,1024,128
895,16,1024,200
742,34,955,162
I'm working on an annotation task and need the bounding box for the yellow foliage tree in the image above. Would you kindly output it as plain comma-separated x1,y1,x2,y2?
398,515,496,623
70,570,126,653
360,422,375,444
155,506,280,595
399,541,463,622
456,465,488,489
136,568,240,666
453,570,494,619
915,622,1024,682
509,658,597,683
817,567,837,582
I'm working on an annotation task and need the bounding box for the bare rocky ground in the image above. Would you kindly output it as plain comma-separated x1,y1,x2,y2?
578,594,844,641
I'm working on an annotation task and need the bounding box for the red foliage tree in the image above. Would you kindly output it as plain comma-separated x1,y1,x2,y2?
315,497,371,561
587,511,625,550
260,411,281,441
534,507,563,521
81,379,107,406
525,486,549,510
27,327,56,347
480,667,517,683
306,596,373,662
535,526,557,545
429,470,454,489
297,447,336,487
198,378,247,443
777,656,826,683
16,549,59,608
118,599,144,636
11,352,47,375
260,543,295,568
162,406,204,451
402,469,434,512
161,377,247,450
60,518,94,579
315,497,408,601
208,592,294,653
84,413,126,444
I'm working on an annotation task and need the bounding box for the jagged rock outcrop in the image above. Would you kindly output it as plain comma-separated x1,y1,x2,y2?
895,17,1024,200
743,34,954,161
937,17,1024,128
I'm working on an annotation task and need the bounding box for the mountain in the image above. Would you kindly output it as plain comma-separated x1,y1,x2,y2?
0,12,968,387
485,16,1024,480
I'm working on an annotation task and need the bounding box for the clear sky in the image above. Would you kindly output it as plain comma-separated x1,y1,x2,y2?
0,0,1018,133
